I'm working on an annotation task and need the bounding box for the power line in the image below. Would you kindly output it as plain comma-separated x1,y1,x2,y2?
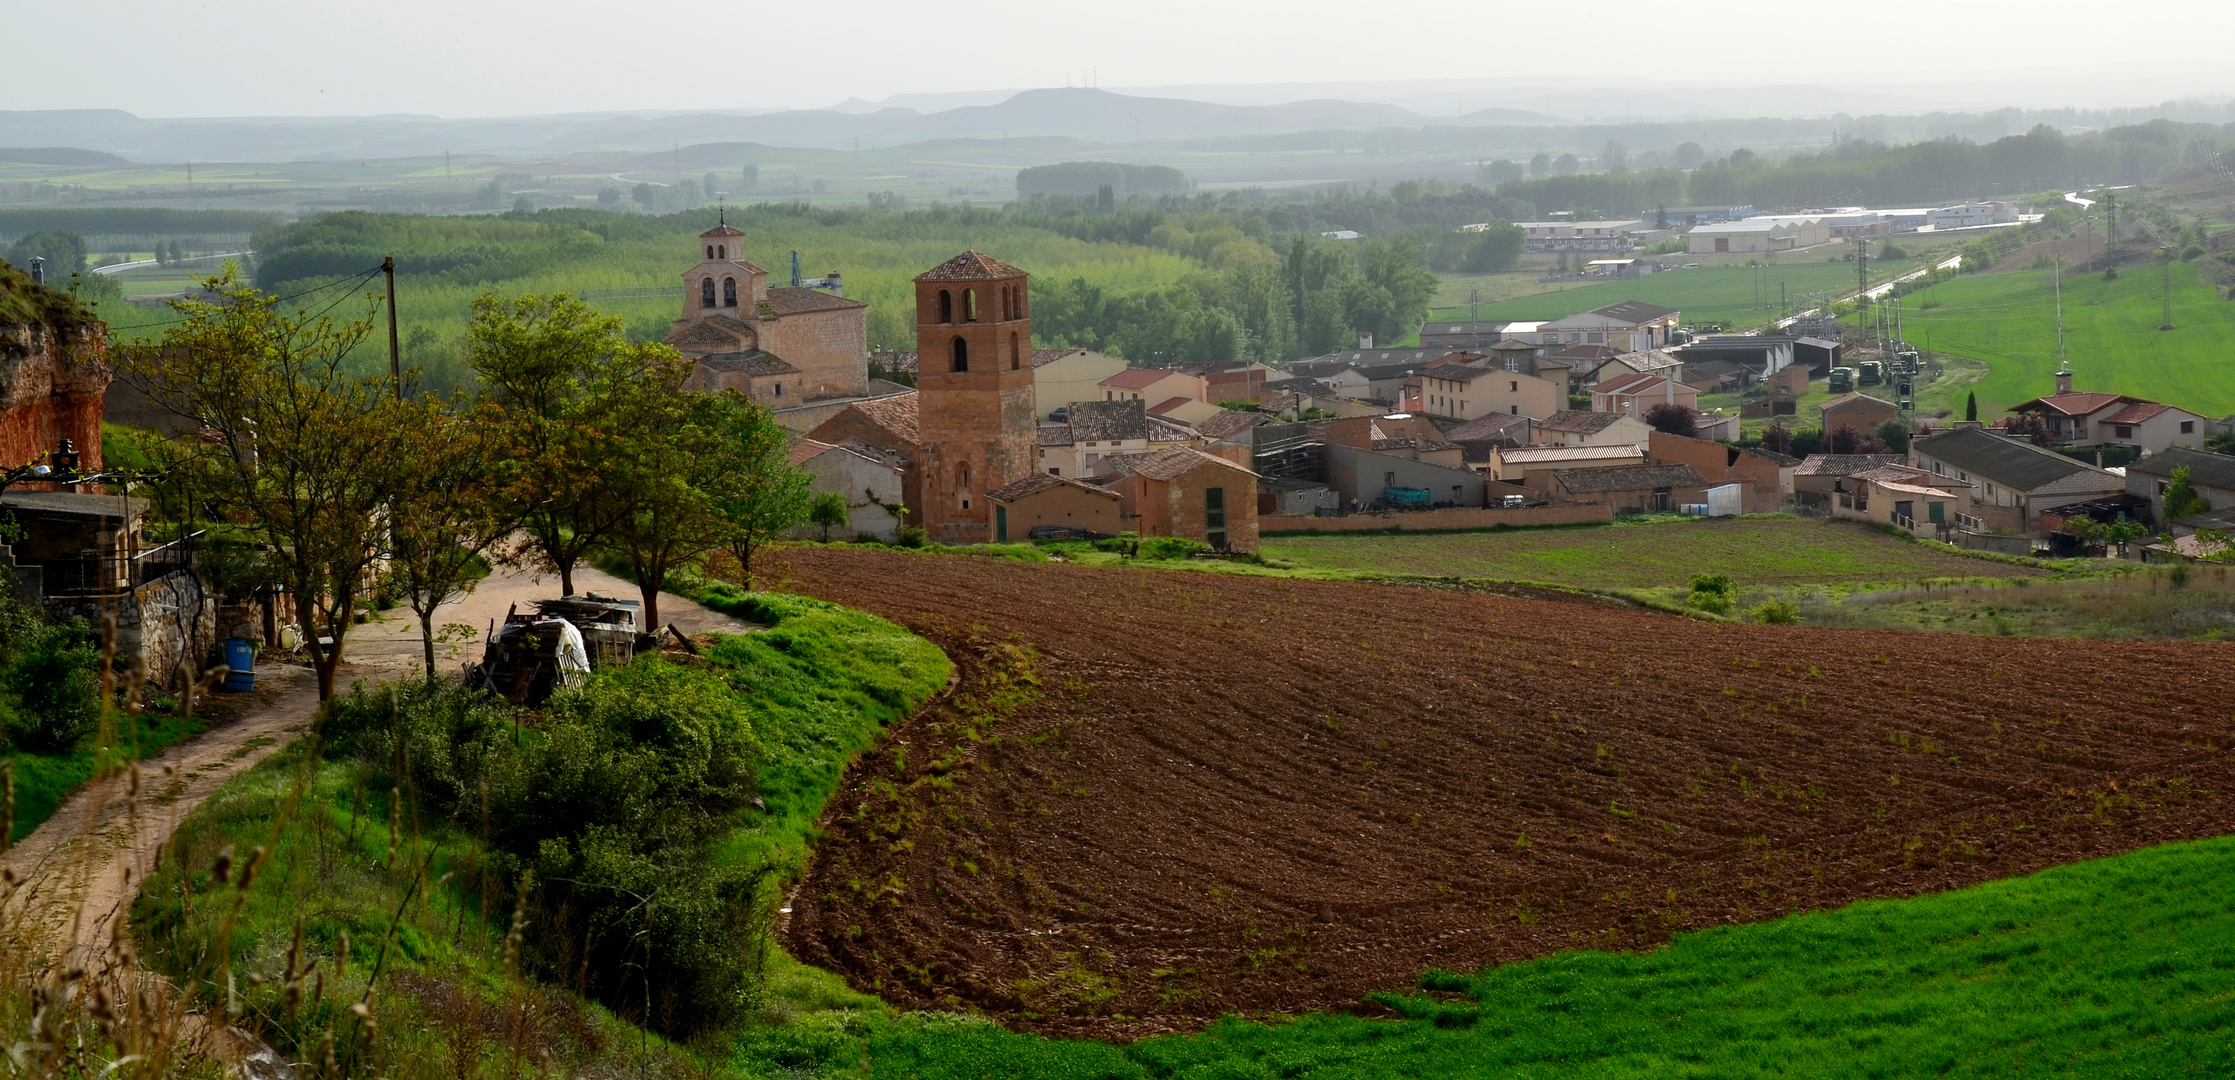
95,265,386,334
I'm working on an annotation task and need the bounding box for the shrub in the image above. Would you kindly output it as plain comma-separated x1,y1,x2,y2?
1140,536,1211,560
320,676,511,812
1749,599,1802,624
1,620,103,753
895,524,928,548
1687,573,1737,615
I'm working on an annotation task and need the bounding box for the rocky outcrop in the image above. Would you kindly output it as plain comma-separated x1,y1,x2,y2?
0,270,110,472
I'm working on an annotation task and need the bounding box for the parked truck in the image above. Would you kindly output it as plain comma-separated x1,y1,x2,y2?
1828,367,1856,394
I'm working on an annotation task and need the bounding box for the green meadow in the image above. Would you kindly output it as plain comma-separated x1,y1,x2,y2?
1426,256,1925,332
1899,261,2235,416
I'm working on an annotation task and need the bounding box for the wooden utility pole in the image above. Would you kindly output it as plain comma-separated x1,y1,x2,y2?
383,256,402,397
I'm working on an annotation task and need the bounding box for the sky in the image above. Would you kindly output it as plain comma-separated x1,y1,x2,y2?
6,0,2233,118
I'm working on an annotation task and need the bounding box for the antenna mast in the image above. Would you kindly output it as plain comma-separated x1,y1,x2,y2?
2054,255,2066,368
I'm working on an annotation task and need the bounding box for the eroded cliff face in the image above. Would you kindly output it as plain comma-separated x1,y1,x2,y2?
0,313,111,472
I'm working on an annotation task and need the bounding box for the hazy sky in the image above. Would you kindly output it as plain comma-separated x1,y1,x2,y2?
7,0,2231,117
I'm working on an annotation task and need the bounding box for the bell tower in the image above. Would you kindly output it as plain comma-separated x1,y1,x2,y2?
913,251,1037,544
685,220,766,318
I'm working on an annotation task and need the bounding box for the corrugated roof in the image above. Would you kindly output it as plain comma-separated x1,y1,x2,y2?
1913,426,2094,491
1554,463,1708,493
1791,453,1905,476
1536,410,1629,435
2129,446,2235,490
1500,444,1643,464
914,250,1026,282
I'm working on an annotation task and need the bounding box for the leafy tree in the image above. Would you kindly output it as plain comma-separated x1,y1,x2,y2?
1828,423,1862,454
1874,419,1912,454
467,293,688,596
807,491,850,542
1480,159,1523,186
601,387,764,629
739,164,759,193
1674,142,1706,169
1644,402,1695,437
705,392,811,589
1761,422,1795,454
4,230,87,275
597,186,621,207
386,402,515,675
119,268,414,699
1529,152,1551,178
632,182,655,210
703,172,722,200
2162,465,2211,520
1554,153,1580,177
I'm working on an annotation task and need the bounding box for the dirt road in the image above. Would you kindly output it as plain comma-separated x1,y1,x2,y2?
1,561,749,983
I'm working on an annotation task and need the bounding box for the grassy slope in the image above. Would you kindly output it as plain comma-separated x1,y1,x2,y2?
1797,563,2235,641
859,834,2235,1078
7,709,206,843
1900,261,2235,416
1426,258,1923,331
1259,517,2038,590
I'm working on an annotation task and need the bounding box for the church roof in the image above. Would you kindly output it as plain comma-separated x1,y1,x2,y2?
845,392,921,447
761,287,867,315
697,350,798,376
700,224,744,238
915,250,1026,282
668,320,750,346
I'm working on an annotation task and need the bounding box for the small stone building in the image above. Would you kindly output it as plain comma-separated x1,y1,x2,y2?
1107,445,1260,552
987,473,1124,541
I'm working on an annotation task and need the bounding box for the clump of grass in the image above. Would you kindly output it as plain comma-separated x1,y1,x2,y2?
1686,573,1737,614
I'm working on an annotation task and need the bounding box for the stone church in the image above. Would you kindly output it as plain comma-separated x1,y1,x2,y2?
665,222,870,408
806,250,1039,544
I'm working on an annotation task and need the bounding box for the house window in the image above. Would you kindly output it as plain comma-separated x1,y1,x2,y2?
1384,472,1396,485
952,336,970,373
1510,381,1518,392
773,382,783,397
1588,333,1604,343
2115,425,2133,439
1205,487,1227,549
1049,467,1060,475
2181,420,2196,434
957,462,972,511
1928,502,1945,522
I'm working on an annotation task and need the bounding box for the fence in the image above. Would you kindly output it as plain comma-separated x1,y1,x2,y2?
1260,502,1611,535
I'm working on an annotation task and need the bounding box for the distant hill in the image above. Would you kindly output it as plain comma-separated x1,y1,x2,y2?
0,147,132,166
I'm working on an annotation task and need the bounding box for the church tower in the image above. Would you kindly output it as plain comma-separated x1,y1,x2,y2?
683,221,768,322
913,251,1037,544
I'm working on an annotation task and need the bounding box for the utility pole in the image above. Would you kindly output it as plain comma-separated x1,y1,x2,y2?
383,257,402,398
1853,234,1870,338
2159,246,2176,331
444,150,452,182
2054,255,2067,369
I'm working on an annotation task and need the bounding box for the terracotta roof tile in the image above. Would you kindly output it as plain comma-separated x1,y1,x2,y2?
987,472,1119,502
846,392,920,446
2098,402,2173,425
1067,400,1150,441
1554,463,1708,493
1791,453,1905,476
1130,445,1258,482
1101,368,1188,390
763,286,866,314
914,250,1027,282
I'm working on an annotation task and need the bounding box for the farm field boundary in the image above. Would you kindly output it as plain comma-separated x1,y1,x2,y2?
1261,503,1610,534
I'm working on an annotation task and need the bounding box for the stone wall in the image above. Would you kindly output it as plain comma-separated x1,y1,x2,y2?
1260,502,1612,534
48,570,217,691
762,306,870,400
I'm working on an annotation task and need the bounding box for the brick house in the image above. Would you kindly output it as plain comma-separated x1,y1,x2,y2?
805,393,923,525
1647,429,1796,511
1830,463,1976,538
987,472,1125,541
1035,399,1195,478
1791,453,1905,510
1591,373,1699,418
788,438,907,542
1910,424,2124,537
1105,445,1260,552
1441,413,1532,465
1531,409,1653,448
1100,367,1206,406
1816,392,1899,437
1551,463,1710,513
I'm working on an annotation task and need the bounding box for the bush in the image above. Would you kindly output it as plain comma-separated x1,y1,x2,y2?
1140,536,1211,560
320,676,511,811
1749,599,1802,624
895,524,928,548
1687,573,1737,615
1,620,103,753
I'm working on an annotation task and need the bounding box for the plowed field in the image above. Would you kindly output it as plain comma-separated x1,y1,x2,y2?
771,548,2235,1040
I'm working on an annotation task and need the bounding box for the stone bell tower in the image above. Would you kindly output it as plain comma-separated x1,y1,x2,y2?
913,251,1037,544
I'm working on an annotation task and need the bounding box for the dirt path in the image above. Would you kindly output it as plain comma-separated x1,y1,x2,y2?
1,560,749,985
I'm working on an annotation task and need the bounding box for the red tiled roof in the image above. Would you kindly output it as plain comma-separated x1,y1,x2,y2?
763,287,866,314
914,250,1027,282
1147,396,1194,416
2098,402,2173,425
700,224,744,238
1593,374,1683,396
1100,367,1188,390
846,392,920,446
788,439,835,466
2010,391,2131,417
1131,445,1258,482
987,472,1120,503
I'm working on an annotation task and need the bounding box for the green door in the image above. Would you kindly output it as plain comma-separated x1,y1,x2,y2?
996,505,1008,543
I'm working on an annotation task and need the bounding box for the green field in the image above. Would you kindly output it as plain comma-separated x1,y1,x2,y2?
1260,517,2036,589
1425,257,1926,332
1797,563,2235,641
849,834,2235,1078
1899,261,2235,417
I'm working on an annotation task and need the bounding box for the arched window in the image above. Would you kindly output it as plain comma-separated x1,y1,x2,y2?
964,288,978,322
701,277,717,309
937,290,953,324
1010,332,1021,371
717,245,726,259
957,462,973,510
723,277,738,307
951,336,969,373
706,245,714,259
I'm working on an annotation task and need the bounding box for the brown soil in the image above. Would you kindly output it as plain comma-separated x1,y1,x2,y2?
772,547,2235,1040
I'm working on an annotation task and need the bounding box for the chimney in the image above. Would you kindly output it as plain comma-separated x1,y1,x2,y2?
2054,362,2072,395
824,270,843,297
1358,332,1374,349
27,256,43,286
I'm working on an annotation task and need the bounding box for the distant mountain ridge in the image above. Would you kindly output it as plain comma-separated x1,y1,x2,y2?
0,89,1558,163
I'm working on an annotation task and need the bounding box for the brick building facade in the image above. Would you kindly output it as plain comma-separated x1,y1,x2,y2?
667,222,869,405
912,252,1040,544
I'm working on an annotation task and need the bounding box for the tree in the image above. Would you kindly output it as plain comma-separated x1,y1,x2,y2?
1874,419,1912,454
703,172,722,200
597,186,621,207
1828,423,1862,454
706,392,811,589
1554,153,1580,177
600,387,740,630
1643,402,1696,437
2162,465,2211,520
467,293,688,595
807,491,850,542
1528,152,1551,178
1674,142,1706,169
1965,391,1978,422
119,268,413,700
1761,422,1795,454
633,182,655,209
740,164,759,193
387,402,516,676
4,230,87,276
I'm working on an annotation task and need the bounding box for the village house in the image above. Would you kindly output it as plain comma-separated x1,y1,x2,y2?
1419,357,1562,421
1316,414,1466,469
1176,361,1275,405
1032,348,1126,419
1551,463,1712,513
1790,453,1906,510
1591,373,1700,417
1035,399,1194,478
1829,463,1976,538
805,392,924,524
1817,391,1900,437
1531,410,1653,448
1647,430,1796,511
2008,366,2209,455
2126,446,2235,527
1099,366,1206,407
1910,424,2125,537
788,439,907,542
1101,445,1261,552
987,472,1125,541
1440,413,1532,465
1325,443,1486,508
1493,443,1647,494
1537,302,1682,352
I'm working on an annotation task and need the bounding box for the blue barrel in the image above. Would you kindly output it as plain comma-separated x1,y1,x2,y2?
222,638,255,692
